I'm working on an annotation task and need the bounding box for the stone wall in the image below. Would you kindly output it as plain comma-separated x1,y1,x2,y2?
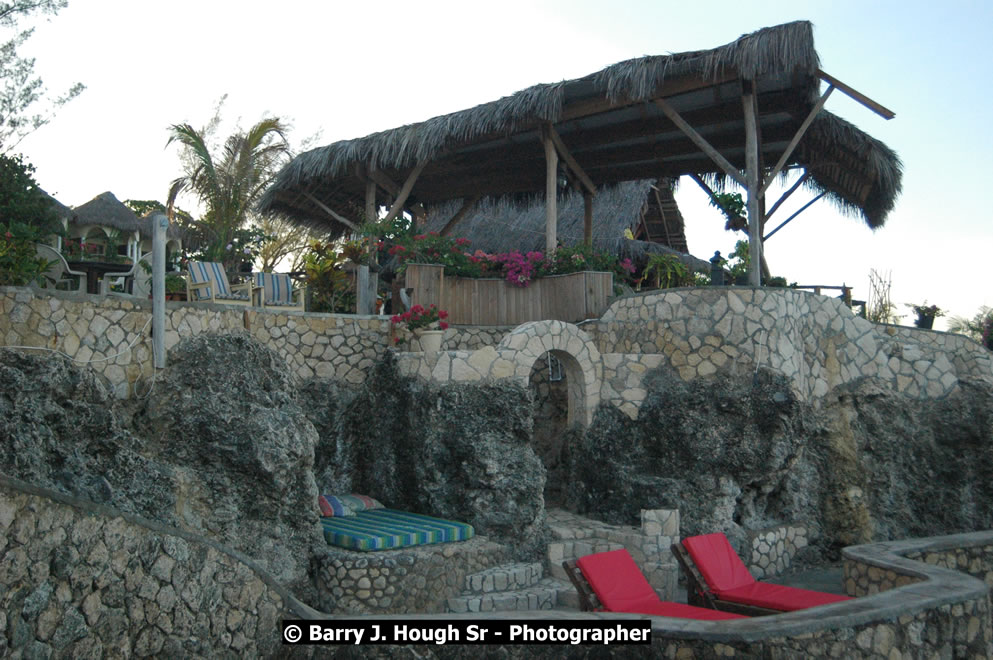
597,287,993,403
0,476,314,658
0,287,511,398
745,523,809,579
312,539,509,615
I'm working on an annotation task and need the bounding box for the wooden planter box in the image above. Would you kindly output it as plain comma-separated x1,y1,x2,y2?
404,263,612,326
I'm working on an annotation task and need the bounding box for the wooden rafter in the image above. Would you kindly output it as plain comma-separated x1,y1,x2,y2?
742,85,762,286
654,97,747,187
381,161,426,225
547,124,596,195
439,195,481,237
817,69,895,120
760,85,834,196
542,125,558,254
304,192,361,233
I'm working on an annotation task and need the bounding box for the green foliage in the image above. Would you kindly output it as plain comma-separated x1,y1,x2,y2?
302,241,354,313
0,153,60,284
167,104,290,271
0,153,59,232
388,232,484,278
0,221,48,285
0,1,84,151
947,306,993,344
725,240,750,279
640,253,691,289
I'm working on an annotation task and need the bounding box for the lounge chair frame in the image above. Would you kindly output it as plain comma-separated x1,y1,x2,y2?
561,559,602,612
671,543,781,617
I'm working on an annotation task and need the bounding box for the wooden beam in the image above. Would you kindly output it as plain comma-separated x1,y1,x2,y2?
542,125,559,255
583,191,593,247
439,195,481,237
304,192,361,233
367,167,400,197
817,69,895,120
381,161,426,225
759,86,834,196
742,85,762,286
654,97,746,187
652,185,674,247
547,125,596,195
560,70,737,122
763,192,827,241
765,171,809,221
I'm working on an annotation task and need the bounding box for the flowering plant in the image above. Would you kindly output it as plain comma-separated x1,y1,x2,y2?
908,302,943,318
390,304,449,344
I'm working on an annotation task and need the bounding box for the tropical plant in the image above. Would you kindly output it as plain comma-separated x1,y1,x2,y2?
724,240,750,281
907,301,944,328
947,306,992,344
641,253,690,289
166,104,290,271
0,221,48,285
709,191,747,231
302,240,354,313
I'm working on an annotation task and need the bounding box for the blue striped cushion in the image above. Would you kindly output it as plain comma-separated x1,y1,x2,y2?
189,261,246,300
254,272,294,305
320,509,475,551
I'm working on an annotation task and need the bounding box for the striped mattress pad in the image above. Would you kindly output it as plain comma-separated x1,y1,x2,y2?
320,509,475,551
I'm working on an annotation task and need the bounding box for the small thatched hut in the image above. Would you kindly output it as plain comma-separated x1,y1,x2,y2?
260,20,901,284
71,192,182,259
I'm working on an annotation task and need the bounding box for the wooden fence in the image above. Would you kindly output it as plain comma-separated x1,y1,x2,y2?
403,263,613,326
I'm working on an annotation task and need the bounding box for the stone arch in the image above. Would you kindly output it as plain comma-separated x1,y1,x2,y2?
498,320,601,428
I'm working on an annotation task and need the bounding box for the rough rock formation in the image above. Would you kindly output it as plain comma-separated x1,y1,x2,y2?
568,363,993,556
0,338,324,600
301,354,547,558
131,335,323,597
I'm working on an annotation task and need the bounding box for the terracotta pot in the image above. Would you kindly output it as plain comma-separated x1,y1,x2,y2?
415,329,444,353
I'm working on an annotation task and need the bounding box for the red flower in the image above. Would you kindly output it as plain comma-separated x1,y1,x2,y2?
439,321,449,330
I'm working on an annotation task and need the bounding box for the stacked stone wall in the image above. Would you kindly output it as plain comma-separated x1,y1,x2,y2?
312,539,509,615
745,523,809,579
0,477,309,658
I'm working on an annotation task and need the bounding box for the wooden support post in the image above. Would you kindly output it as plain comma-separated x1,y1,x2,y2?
439,195,480,237
817,69,895,119
381,161,426,226
655,97,747,187
742,83,762,287
365,177,376,226
543,125,558,255
583,191,593,247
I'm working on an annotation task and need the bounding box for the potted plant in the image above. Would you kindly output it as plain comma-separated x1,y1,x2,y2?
165,273,187,300
908,302,943,330
390,304,449,352
640,253,690,290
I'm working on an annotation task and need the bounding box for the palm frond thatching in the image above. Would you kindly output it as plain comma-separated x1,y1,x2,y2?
72,192,141,232
260,20,900,241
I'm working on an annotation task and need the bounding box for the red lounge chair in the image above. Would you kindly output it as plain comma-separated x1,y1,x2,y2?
673,532,852,616
563,549,746,621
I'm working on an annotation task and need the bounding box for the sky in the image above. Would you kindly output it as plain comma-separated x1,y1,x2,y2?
13,0,993,331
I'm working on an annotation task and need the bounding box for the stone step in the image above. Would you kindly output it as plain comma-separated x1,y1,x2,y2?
546,539,625,570
552,580,581,610
446,578,563,614
462,562,543,594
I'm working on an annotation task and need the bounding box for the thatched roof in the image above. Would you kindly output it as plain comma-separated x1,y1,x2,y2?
422,179,709,271
260,20,901,238
72,192,140,232
42,190,76,221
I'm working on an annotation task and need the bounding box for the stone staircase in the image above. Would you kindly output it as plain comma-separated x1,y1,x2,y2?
446,508,680,614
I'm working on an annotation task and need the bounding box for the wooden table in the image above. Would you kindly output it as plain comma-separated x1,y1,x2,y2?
65,260,132,294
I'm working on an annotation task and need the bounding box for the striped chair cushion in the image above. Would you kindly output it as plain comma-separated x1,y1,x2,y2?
188,262,247,300
320,509,474,551
254,272,295,305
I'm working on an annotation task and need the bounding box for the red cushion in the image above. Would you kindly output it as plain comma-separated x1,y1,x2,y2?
718,582,852,611
577,549,747,620
577,549,660,613
681,533,755,593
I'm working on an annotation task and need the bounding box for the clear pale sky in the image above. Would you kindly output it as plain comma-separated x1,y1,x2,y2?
15,0,993,331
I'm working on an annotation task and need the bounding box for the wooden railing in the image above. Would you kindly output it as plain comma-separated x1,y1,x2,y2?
404,263,613,326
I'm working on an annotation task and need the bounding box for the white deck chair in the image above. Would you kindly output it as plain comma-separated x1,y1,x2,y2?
34,243,86,292
186,261,258,306
253,272,306,311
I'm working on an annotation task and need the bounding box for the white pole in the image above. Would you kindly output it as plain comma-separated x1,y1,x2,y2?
152,213,167,368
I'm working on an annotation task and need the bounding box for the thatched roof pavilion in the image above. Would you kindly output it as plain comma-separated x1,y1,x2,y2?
260,20,900,284
72,192,141,233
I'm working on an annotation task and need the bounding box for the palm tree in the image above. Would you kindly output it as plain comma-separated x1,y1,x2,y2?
166,117,289,266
